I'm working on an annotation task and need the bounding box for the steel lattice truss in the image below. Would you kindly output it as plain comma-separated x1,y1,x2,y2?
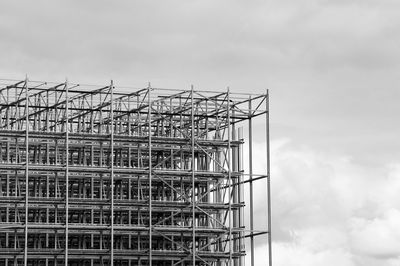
0,78,270,266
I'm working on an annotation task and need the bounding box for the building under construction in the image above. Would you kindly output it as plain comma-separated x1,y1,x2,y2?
0,78,271,266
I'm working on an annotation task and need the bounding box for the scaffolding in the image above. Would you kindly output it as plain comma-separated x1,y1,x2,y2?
0,78,271,266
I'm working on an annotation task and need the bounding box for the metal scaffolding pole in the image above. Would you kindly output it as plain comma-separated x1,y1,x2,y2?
266,91,272,266
65,80,69,266
110,80,115,266
24,77,29,266
191,86,196,265
148,85,152,266
248,97,254,266
227,88,233,266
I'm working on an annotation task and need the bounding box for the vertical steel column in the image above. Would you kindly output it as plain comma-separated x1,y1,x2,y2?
6,86,9,130
110,81,115,266
147,86,152,266
227,89,232,265
248,98,254,266
266,92,272,266
65,80,69,266
238,127,244,266
190,86,196,265
24,77,29,266
232,109,238,266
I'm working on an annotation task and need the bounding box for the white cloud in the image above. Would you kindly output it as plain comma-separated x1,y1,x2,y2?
350,209,400,259
273,242,355,266
269,138,400,266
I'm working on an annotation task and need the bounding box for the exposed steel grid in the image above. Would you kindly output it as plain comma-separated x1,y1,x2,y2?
0,78,270,266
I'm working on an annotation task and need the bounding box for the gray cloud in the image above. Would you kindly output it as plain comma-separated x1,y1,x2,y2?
0,1,399,264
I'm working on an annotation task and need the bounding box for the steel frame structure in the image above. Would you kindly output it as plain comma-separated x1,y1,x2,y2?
0,78,271,266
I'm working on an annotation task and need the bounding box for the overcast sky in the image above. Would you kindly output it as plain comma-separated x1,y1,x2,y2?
1,1,399,265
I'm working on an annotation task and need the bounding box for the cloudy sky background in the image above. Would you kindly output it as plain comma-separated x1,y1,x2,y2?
1,1,399,265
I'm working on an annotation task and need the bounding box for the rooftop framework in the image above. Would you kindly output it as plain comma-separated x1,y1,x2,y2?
0,78,271,266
